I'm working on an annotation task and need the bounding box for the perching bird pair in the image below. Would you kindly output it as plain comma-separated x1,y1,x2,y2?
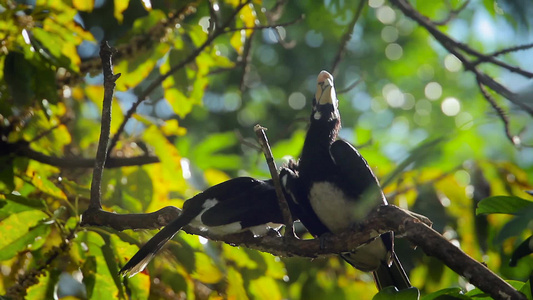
119,71,411,291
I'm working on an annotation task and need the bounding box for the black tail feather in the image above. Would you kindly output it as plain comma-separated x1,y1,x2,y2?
119,215,192,277
373,253,411,291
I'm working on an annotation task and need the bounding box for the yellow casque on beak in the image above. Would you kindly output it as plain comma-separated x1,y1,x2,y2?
315,70,337,106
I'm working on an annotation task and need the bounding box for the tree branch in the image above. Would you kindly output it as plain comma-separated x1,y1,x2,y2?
181,205,523,300
81,206,181,230
389,0,533,145
88,42,121,210
474,42,533,65
223,16,304,32
431,0,470,26
330,0,365,74
6,141,159,168
254,125,295,237
107,0,252,156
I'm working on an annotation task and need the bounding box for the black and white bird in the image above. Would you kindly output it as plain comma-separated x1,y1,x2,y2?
120,177,283,277
280,71,411,290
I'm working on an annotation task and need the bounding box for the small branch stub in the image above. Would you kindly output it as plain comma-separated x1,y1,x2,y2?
254,124,295,237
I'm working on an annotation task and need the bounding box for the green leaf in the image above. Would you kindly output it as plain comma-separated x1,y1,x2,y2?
77,231,121,299
192,131,242,170
3,51,34,106
25,270,60,300
0,156,14,193
373,286,420,300
476,196,533,215
0,210,50,261
0,193,46,218
227,267,249,300
191,252,223,284
421,287,468,300
271,129,306,160
249,276,282,300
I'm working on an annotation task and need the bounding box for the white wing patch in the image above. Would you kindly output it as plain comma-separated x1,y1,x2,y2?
309,181,356,234
188,198,282,237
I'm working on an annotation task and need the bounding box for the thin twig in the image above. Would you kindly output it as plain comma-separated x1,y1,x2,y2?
389,0,533,142
89,42,121,210
107,0,252,155
234,129,262,151
330,0,365,74
224,16,304,32
28,116,71,143
432,0,470,26
239,30,255,92
477,81,518,145
254,124,295,237
474,42,533,65
337,78,362,94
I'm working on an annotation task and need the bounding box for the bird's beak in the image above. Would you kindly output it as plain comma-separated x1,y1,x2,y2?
316,70,337,106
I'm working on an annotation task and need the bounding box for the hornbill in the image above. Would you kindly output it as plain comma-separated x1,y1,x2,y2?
120,177,283,277
280,71,411,290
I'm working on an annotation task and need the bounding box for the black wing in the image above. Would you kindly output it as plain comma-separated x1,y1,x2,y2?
200,179,284,228
330,140,411,290
330,140,387,208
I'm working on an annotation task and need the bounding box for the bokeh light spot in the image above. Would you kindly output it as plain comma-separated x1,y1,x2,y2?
402,93,415,110
376,6,396,24
441,97,461,116
424,82,442,100
305,30,324,48
369,0,385,8
444,54,462,72
381,26,399,43
288,92,306,110
385,43,403,60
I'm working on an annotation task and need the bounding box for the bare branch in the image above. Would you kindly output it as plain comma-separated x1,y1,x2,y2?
239,31,255,92
331,0,366,74
28,116,71,143
337,78,362,94
89,41,121,210
224,16,305,32
254,124,295,237
432,0,470,26
107,0,252,156
58,5,195,88
17,147,159,168
477,82,519,145
182,205,524,300
81,206,180,230
474,42,533,65
389,0,533,143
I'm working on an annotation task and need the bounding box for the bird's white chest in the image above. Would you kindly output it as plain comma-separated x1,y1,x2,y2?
309,181,356,234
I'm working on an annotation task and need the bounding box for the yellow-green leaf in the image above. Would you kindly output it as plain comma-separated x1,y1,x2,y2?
249,276,282,300
227,267,249,300
192,252,223,284
114,0,130,23
73,0,94,12
0,210,49,261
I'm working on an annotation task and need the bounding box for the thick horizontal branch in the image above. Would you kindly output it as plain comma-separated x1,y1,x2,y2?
6,141,160,168
81,206,180,231
374,206,525,300
81,199,524,299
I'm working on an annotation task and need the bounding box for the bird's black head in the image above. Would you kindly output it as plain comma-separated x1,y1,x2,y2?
311,70,340,123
